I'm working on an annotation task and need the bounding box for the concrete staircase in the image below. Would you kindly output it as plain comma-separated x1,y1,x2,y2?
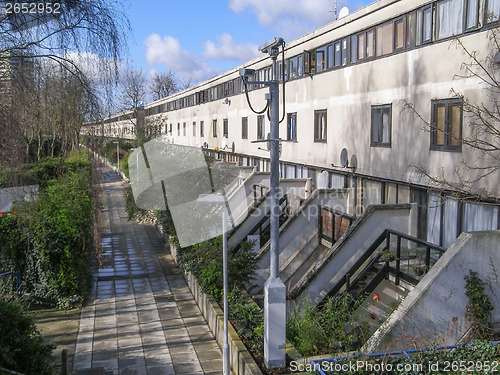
355,278,409,337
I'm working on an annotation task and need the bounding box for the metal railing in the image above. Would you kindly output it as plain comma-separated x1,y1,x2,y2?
319,207,356,244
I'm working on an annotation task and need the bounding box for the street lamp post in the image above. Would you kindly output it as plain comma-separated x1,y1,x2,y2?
113,141,120,174
241,37,287,369
197,194,230,375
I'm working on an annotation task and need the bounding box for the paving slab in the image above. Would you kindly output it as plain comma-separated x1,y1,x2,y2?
73,165,225,375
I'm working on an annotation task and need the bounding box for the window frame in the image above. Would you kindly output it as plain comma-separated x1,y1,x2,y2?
287,112,297,142
257,115,265,140
430,98,463,152
223,119,229,138
212,119,217,138
314,109,327,143
193,121,196,137
200,121,204,137
371,104,392,148
242,117,248,140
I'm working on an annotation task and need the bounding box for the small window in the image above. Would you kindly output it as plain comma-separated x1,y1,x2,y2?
223,119,228,138
350,35,358,63
297,54,304,76
193,122,196,137
465,0,479,29
407,11,417,48
341,38,348,66
334,41,341,67
257,115,265,140
431,99,462,151
485,0,499,23
315,46,327,73
314,110,327,142
366,30,374,58
376,22,393,56
371,104,392,147
327,44,334,69
287,113,297,141
177,123,180,136
358,33,366,60
169,123,172,135
183,122,186,136
417,6,433,44
394,18,405,50
212,119,217,137
242,117,248,139
200,121,204,137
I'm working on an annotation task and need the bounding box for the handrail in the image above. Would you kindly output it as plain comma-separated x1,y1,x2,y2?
324,230,388,300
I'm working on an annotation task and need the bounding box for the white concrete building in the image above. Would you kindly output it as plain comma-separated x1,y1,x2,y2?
83,0,500,248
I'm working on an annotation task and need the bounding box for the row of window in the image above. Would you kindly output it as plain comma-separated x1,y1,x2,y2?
165,97,462,152
133,0,497,118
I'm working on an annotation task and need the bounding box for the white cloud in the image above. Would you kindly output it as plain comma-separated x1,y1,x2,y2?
144,33,217,82
203,33,260,62
228,0,345,39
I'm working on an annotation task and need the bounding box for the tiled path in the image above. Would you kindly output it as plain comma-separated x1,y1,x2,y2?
73,166,224,375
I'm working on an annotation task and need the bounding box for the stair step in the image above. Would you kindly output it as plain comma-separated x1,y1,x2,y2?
284,244,329,291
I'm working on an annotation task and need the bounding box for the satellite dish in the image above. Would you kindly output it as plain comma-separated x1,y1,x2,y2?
340,148,348,167
231,142,235,154
350,154,358,171
338,6,349,19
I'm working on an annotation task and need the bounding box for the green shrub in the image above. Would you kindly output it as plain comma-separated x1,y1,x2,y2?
465,270,493,340
0,300,53,375
0,214,27,275
287,294,368,356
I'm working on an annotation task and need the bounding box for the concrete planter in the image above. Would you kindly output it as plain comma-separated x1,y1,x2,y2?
182,270,263,375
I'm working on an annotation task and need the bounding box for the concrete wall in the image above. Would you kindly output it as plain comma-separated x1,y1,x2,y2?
0,185,39,212
291,204,415,307
365,230,500,353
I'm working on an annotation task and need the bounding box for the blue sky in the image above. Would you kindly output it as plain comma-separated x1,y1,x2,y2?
124,0,375,83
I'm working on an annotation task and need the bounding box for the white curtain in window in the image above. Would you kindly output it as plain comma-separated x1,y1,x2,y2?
462,202,498,232
363,180,382,208
427,192,442,245
285,164,296,179
487,0,500,21
442,198,458,248
330,173,345,189
437,0,464,39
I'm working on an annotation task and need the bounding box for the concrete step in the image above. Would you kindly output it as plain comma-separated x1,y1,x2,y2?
284,244,329,292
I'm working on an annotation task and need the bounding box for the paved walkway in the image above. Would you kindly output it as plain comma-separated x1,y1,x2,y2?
73,166,224,375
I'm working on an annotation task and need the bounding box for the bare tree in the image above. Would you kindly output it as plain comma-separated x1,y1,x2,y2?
121,67,148,110
150,70,179,101
404,27,500,200
0,0,130,167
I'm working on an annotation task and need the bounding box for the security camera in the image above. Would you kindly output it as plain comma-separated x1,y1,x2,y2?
259,37,284,54
239,68,255,79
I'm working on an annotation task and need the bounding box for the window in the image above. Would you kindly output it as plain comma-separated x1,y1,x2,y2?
200,121,204,137
485,0,499,22
193,122,196,136
287,113,297,141
212,119,217,137
315,46,327,73
177,123,180,136
242,117,248,139
327,44,334,69
350,35,357,63
257,115,265,140
431,99,462,151
465,0,479,29
371,104,392,147
314,110,327,142
366,30,374,58
436,0,464,40
341,38,348,66
407,11,417,48
169,124,172,135
334,41,341,67
223,119,228,138
376,22,393,56
394,18,405,50
417,6,433,45
183,122,186,136
357,33,366,60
